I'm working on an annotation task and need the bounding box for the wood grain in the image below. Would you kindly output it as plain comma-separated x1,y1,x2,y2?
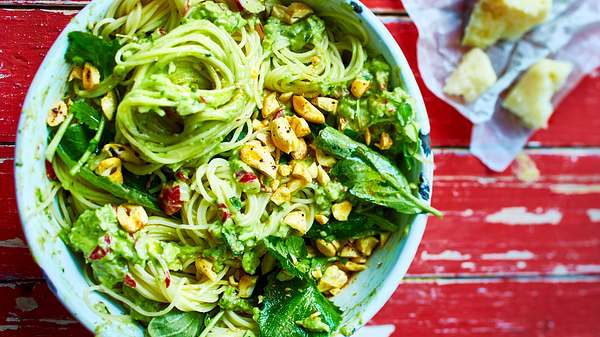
1,278,599,337
2,10,600,147
2,146,599,279
0,0,405,11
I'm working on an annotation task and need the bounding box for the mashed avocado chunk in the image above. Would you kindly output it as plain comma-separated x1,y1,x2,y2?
264,15,326,52
314,181,346,212
67,205,140,287
187,1,247,33
219,286,254,314
296,312,330,333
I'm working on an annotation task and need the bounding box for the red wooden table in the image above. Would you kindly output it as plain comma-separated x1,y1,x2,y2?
1,1,600,336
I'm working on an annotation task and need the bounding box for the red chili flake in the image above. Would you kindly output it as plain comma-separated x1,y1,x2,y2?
158,27,166,36
89,246,107,260
233,0,244,11
124,274,137,288
218,203,231,222
160,184,183,216
198,96,207,104
175,170,189,182
165,272,171,288
45,161,56,180
103,234,111,245
236,171,257,183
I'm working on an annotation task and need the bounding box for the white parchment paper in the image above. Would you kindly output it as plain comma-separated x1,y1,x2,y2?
402,0,600,171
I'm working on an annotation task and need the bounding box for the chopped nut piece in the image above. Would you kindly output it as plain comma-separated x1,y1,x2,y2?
270,178,280,190
95,157,123,184
286,178,308,193
100,91,117,121
312,97,338,113
279,91,294,103
352,256,368,264
293,96,325,124
270,117,299,154
318,265,348,292
379,232,391,247
47,101,68,127
355,237,380,257
291,138,308,160
292,161,312,182
240,140,277,178
238,275,258,298
338,117,348,131
252,119,264,131
315,239,337,257
339,245,360,258
195,258,218,281
329,287,342,296
102,143,144,165
288,115,311,137
116,204,148,233
287,2,313,23
316,166,330,185
69,66,82,82
364,128,372,146
278,164,292,177
262,92,280,118
308,162,318,179
311,268,323,279
82,62,101,90
350,79,370,98
331,201,352,221
342,261,367,272
316,149,336,167
284,210,308,234
315,214,329,225
271,186,291,205
376,131,393,150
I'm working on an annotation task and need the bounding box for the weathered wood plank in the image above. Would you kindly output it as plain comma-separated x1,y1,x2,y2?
1,278,599,337
383,19,600,148
3,146,600,279
372,277,600,337
0,0,405,11
2,10,600,147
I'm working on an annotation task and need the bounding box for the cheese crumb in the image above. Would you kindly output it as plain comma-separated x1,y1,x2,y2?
463,0,552,49
503,58,573,129
443,48,497,102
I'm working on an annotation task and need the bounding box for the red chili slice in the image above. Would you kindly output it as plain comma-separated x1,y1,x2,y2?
45,160,56,180
89,246,107,260
124,274,137,288
160,184,183,216
165,272,171,288
237,171,257,183
218,203,231,222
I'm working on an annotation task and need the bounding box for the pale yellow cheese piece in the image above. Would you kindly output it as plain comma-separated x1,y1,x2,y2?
443,48,497,102
463,0,552,49
502,58,573,129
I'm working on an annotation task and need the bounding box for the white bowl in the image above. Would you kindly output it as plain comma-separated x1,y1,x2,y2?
15,1,433,336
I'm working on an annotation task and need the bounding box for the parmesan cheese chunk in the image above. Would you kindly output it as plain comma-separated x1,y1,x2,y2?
503,58,572,129
443,48,497,102
463,0,552,49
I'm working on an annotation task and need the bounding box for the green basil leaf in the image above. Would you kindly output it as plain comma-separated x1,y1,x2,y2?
148,309,204,337
65,31,121,78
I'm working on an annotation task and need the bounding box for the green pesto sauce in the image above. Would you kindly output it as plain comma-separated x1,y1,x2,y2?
187,1,247,33
314,181,346,212
264,15,326,52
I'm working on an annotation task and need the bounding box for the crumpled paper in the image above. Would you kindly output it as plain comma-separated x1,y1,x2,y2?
402,0,600,171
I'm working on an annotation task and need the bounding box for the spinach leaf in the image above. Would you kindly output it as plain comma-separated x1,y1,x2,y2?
316,127,441,217
148,309,204,337
65,31,121,78
70,99,103,130
259,276,342,337
60,124,93,159
55,146,162,213
305,213,397,242
264,236,312,280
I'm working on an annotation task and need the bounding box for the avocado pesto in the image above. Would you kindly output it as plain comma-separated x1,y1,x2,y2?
43,0,439,336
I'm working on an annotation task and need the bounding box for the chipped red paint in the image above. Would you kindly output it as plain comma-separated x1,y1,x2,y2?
1,4,600,337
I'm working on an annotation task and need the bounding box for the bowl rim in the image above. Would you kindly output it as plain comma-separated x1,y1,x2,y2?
15,1,433,335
